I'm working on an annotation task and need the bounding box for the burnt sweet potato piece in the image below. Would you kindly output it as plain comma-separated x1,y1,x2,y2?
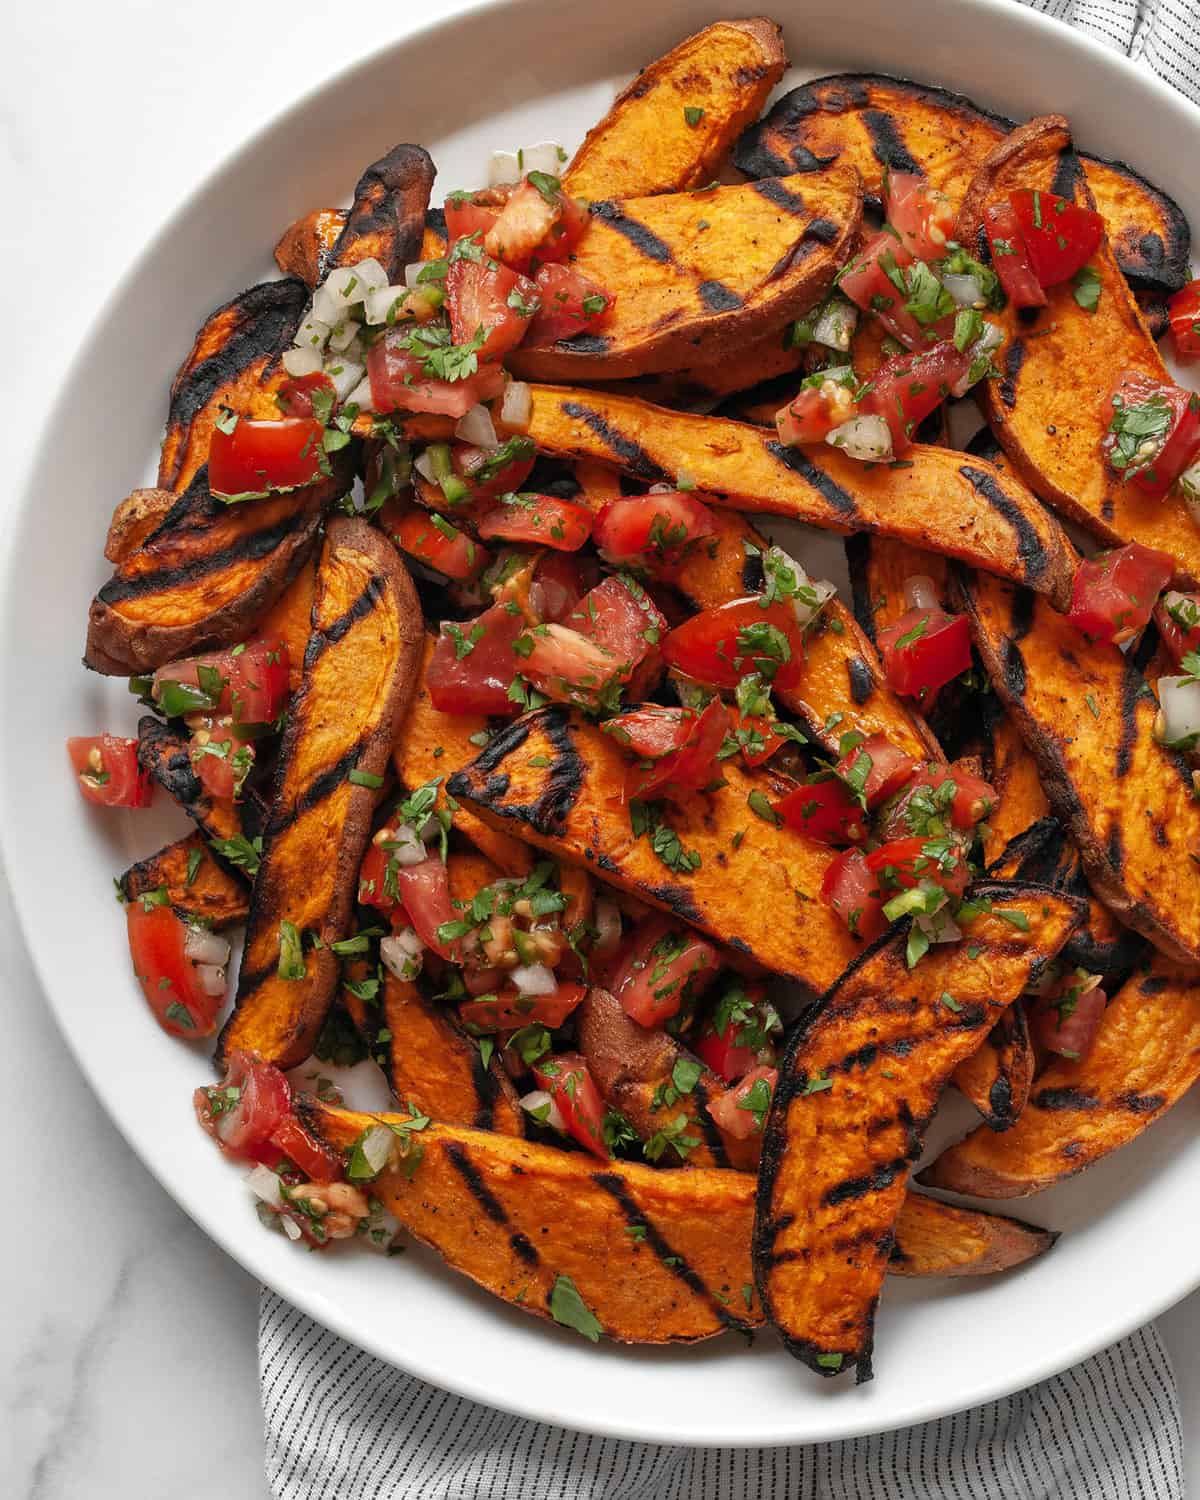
326,144,436,281
753,881,1081,1380
734,73,1190,292
119,832,249,929
512,385,1075,604
85,460,350,676
950,1005,1035,1131
563,19,786,201
157,279,309,494
274,208,347,288
447,705,860,991
136,715,268,847
921,956,1200,1198
216,521,423,1069
888,1191,1055,1277
507,170,862,382
104,489,177,564
956,568,1200,966
957,117,1200,583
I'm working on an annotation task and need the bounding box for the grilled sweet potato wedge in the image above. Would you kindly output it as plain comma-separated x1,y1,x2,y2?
507,170,862,382
512,385,1075,604
578,986,759,1170
888,1191,1055,1277
956,117,1200,583
753,881,1081,1379
562,18,786,201
274,207,346,288
136,715,268,846
956,569,1200,966
118,832,249,930
845,533,951,648
256,555,318,692
950,1005,1035,1131
921,956,1200,1198
980,713,1051,866
734,73,1190,292
448,705,860,990
325,144,435,281
217,521,423,1069
104,489,177,564
157,279,309,494
85,460,350,676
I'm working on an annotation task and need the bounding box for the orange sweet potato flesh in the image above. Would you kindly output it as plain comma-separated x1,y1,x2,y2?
512,385,1076,605
256,555,317,692
507,169,862,382
274,208,346,288
845,533,951,647
217,521,423,1069
104,489,177,564
733,73,1190,292
981,714,1051,866
956,116,1200,584
754,882,1081,1379
119,833,249,930
447,705,861,991
956,568,1200,966
950,1004,1035,1131
562,19,787,201
888,1190,1056,1277
921,956,1200,1198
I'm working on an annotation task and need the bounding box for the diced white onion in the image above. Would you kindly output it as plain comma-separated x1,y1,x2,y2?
404,261,427,289
323,357,365,402
361,1205,402,1252
826,413,893,463
941,272,985,307
247,1165,283,1208
512,962,557,996
195,963,227,998
916,910,961,946
282,346,323,378
365,283,410,326
328,318,362,353
184,926,232,968
489,141,564,187
381,930,424,982
359,1124,396,1177
499,380,532,429
1156,676,1200,748
344,376,374,413
649,481,675,493
950,321,1005,397
593,898,622,957
520,1089,566,1131
1180,462,1200,508
766,545,835,630
414,450,437,484
321,264,371,311
455,404,499,448
383,822,426,866
489,150,522,187
293,316,331,351
903,575,942,613
351,257,388,291
281,1213,303,1241
811,296,858,352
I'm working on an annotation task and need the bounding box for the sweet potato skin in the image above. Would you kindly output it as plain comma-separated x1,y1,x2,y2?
888,1191,1055,1277
447,705,861,992
274,208,346,287
217,522,423,1069
512,385,1075,605
119,833,249,930
563,18,786,200
921,957,1200,1198
753,883,1081,1379
733,73,1190,292
104,489,177,564
326,144,435,281
950,1005,1035,1131
956,117,1200,584
956,568,1200,966
508,169,862,382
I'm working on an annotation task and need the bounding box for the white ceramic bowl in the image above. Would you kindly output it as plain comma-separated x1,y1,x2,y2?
4,0,1200,1446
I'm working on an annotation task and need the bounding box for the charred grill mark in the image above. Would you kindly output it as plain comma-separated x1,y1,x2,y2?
741,543,767,593
860,110,921,174
691,1079,731,1168
848,656,875,705
461,718,532,777
959,466,1048,583
752,178,807,215
767,231,829,283
482,773,511,801
269,739,366,835
845,534,877,643
304,578,383,667
1000,638,1028,699
470,1049,497,1132
424,206,447,239
528,707,584,833
1107,823,1124,875
444,1141,510,1225
697,280,743,313
1116,658,1148,778
989,1074,1014,1123
559,402,671,482
591,1171,749,1332
590,201,674,263
644,883,705,926
509,1232,540,1266
1033,1086,1099,1111
1000,340,1026,409
554,333,611,355
823,1157,907,1207
1010,587,1036,642
806,216,841,245
1050,147,1085,202
766,443,858,517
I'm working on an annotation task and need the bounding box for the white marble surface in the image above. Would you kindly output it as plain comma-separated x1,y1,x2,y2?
5,3,1200,1495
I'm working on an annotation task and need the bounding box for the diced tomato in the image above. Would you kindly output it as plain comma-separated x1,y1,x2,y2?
1008,189,1104,288
886,171,956,261
708,1065,777,1140
276,371,336,419
662,597,805,692
836,735,917,810
774,370,858,446
189,724,254,802
839,231,952,350
446,256,539,361
1029,974,1107,1060
864,835,969,900
197,1051,292,1158
603,697,731,799
521,623,626,710
593,492,717,576
614,916,720,1028
484,175,588,272
1068,541,1174,646
367,330,506,418
153,637,290,728
693,984,780,1083
886,761,997,834
730,708,783,768
208,416,324,501
460,983,586,1032
67,734,152,809
877,607,972,700
775,775,868,845
1155,590,1200,664
982,201,1047,310
426,602,526,716
531,549,597,622
567,575,667,697
357,834,400,916
1101,371,1200,497
477,493,593,551
269,1114,342,1183
526,262,615,344
821,849,888,941
1168,280,1200,360
452,436,537,506
444,195,502,246
384,500,491,582
391,857,458,959
861,341,971,455
127,899,223,1038
532,1052,608,1158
